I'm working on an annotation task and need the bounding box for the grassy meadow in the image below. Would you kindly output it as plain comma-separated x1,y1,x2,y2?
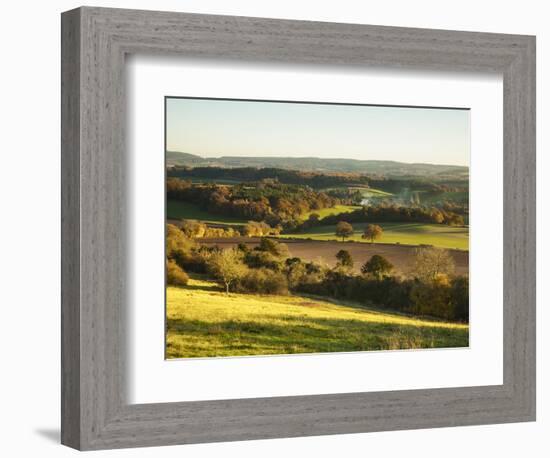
419,190,468,205
300,204,362,221
166,277,469,358
281,222,469,250
168,199,468,250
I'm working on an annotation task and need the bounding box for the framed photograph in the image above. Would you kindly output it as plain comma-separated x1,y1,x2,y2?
61,6,536,450
164,96,471,360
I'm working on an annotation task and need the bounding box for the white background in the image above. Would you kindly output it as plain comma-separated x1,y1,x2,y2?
128,58,503,403
0,1,546,457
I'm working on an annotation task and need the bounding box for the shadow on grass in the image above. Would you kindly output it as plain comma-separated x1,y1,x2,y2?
179,282,223,292
166,315,469,357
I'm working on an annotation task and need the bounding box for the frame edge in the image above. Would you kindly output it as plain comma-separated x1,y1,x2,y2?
61,7,82,450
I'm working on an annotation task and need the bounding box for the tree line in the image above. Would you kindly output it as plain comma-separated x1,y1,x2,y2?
166,223,469,322
178,219,280,239
167,166,468,194
167,177,338,227
300,203,465,230
168,166,371,189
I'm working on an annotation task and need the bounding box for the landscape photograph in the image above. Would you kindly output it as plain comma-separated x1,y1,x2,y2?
165,97,470,359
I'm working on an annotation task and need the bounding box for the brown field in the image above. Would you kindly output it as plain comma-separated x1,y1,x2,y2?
198,237,469,276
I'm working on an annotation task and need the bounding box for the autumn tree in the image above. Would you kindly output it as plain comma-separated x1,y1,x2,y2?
361,255,394,280
180,219,207,238
362,224,383,243
335,221,354,241
335,249,354,269
166,224,195,260
411,247,456,283
207,248,247,294
243,221,272,237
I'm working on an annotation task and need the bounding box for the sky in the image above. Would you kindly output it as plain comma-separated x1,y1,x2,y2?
166,97,470,166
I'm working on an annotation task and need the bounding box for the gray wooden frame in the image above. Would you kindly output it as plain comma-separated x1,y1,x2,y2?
61,6,536,451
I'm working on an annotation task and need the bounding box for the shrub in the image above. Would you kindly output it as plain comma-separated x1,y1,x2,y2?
257,237,290,258
166,259,189,286
237,242,250,253
244,250,284,271
236,268,288,295
409,277,453,320
243,221,273,237
262,271,289,295
451,276,469,321
166,224,195,258
202,226,241,238
166,223,205,272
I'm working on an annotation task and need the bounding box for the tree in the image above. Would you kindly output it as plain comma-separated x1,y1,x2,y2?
335,249,354,269
335,221,354,241
237,268,289,295
361,254,394,280
362,224,383,243
411,247,455,282
180,219,207,238
207,248,247,294
306,212,320,228
284,258,307,289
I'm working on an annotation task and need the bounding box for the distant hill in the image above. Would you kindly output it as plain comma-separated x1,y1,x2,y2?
166,151,205,165
166,151,468,178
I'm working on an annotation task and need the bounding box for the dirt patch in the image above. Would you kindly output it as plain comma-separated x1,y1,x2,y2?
198,237,469,276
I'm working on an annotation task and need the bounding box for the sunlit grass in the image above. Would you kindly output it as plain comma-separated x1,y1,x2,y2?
279,222,469,250
300,205,362,221
166,278,469,358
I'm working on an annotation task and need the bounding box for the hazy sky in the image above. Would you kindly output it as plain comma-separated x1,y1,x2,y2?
166,97,470,166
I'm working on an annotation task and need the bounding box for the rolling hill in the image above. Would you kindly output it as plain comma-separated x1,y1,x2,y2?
166,278,469,358
166,151,468,178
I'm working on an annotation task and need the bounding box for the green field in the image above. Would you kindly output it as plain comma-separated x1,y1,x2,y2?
279,222,469,250
168,200,362,226
322,186,393,199
166,278,469,358
300,205,361,221
419,190,469,205
167,200,247,226
355,187,393,198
